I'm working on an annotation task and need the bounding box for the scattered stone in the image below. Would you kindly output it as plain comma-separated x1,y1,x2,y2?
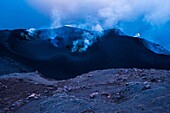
124,69,128,73
3,108,9,111
89,92,99,98
27,93,40,99
125,83,129,86
101,92,112,99
2,85,8,89
44,90,49,94
46,87,54,90
1,68,170,113
64,86,69,91
144,85,151,90
112,92,124,102
56,88,64,93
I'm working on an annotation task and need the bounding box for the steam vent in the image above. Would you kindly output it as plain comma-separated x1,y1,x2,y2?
0,0,170,113
0,27,170,80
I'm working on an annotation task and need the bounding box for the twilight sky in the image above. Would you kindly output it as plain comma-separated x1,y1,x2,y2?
0,0,50,29
0,0,170,50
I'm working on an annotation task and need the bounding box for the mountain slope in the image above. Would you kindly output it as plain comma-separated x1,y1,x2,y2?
0,27,170,80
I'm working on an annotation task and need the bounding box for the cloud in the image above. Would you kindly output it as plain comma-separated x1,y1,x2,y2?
27,0,170,26
27,0,170,50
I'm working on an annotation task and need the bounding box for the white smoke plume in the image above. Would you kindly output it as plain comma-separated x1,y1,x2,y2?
27,0,170,50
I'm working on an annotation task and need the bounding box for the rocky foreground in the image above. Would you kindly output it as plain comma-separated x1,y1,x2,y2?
0,68,170,113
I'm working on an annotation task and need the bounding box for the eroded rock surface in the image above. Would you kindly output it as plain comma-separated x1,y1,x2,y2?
10,68,170,113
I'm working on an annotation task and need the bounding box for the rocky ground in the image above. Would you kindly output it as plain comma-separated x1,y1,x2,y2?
0,68,170,113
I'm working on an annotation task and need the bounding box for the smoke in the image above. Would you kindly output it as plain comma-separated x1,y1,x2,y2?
71,31,100,52
26,28,36,37
27,0,170,50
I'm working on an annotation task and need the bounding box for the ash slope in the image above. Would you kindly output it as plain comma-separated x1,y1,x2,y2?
6,68,169,113
0,26,170,80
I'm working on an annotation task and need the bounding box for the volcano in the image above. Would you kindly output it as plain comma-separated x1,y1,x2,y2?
0,26,170,80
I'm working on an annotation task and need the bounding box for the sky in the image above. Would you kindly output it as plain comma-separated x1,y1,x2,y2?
0,0,50,29
0,0,170,50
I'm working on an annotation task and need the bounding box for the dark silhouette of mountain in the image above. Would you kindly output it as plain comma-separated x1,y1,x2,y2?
0,26,170,80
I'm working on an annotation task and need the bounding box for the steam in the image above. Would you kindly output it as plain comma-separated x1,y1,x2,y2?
26,28,36,37
71,31,100,52
27,0,170,50
26,27,103,52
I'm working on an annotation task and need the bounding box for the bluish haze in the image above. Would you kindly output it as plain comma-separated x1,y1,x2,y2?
27,0,170,51
0,0,170,51
0,0,50,29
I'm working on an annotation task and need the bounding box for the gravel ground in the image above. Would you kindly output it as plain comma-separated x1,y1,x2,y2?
0,68,169,113
0,73,57,113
